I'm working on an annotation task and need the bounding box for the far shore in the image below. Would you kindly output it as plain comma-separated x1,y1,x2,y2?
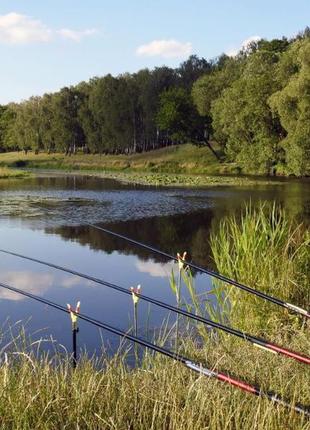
0,145,299,187
28,168,286,188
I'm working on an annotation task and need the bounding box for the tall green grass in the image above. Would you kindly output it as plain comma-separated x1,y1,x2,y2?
210,202,309,333
0,167,30,179
0,327,309,429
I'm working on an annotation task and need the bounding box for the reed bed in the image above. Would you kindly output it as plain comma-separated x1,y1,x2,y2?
211,202,309,333
0,167,29,179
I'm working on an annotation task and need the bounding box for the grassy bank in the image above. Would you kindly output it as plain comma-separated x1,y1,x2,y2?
0,205,309,429
0,145,283,187
0,145,225,174
0,333,309,430
0,167,30,179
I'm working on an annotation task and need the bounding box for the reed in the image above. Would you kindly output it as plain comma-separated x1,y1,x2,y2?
0,323,309,430
210,202,309,333
0,167,30,179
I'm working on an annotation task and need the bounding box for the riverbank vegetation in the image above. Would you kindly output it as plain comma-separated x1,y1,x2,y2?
0,167,30,179
211,203,309,332
0,29,309,177
0,145,285,187
0,204,309,429
0,332,309,429
0,144,224,174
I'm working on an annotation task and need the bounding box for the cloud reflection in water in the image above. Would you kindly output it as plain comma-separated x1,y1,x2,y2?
0,271,84,301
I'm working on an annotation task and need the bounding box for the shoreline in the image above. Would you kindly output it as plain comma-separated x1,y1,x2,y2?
22,168,286,188
0,146,307,187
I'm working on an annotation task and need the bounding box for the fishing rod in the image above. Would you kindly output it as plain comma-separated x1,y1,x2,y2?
87,224,310,320
0,280,308,418
0,248,309,365
29,201,310,319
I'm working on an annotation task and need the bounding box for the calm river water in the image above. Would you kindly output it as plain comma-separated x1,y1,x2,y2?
0,174,309,358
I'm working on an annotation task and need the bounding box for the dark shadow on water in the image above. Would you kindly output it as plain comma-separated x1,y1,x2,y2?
46,209,217,269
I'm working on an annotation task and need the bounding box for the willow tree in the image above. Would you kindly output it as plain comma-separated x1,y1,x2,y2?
211,50,283,174
269,38,310,176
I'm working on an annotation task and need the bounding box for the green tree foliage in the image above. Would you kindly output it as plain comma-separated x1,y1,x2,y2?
192,56,243,117
177,55,211,89
269,38,310,175
79,68,177,153
192,56,244,143
0,105,16,151
51,87,85,154
156,87,204,143
211,50,284,174
40,94,57,153
9,103,31,152
76,80,102,154
257,37,289,54
0,32,309,176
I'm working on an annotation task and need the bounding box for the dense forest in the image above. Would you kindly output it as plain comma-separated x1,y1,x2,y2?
0,29,309,176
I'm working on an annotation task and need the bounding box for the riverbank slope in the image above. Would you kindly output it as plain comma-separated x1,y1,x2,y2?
0,145,285,186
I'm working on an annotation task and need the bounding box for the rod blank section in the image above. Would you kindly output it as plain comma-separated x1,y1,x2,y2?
0,248,309,366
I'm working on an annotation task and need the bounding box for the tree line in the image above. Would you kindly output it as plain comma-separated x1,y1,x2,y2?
0,28,309,176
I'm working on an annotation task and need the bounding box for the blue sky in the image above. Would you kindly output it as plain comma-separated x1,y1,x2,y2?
1,0,309,104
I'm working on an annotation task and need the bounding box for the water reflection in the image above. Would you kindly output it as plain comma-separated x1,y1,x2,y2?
136,260,175,278
46,210,215,268
0,271,54,301
0,174,309,357
0,228,211,358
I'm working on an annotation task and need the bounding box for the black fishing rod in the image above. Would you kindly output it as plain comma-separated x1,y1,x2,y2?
87,224,310,320
0,280,308,418
0,248,309,365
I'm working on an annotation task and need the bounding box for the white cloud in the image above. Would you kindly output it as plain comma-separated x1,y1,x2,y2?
226,35,261,57
0,12,98,45
136,39,192,58
0,12,52,44
57,28,97,42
